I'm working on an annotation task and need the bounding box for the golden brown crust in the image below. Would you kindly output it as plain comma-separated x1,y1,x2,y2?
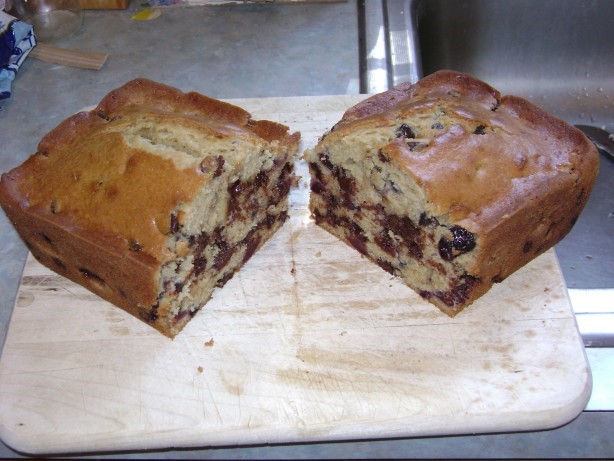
0,78,300,336
336,70,500,128
307,70,599,315
329,70,598,222
94,78,252,126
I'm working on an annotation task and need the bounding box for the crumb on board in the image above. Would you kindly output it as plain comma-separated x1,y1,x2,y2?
204,338,214,347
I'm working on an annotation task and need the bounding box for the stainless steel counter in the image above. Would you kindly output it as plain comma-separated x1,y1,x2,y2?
1,0,613,458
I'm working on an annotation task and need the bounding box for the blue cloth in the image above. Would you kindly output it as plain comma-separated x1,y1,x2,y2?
0,10,36,100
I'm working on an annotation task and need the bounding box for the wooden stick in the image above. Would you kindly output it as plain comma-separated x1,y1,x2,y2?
29,43,108,70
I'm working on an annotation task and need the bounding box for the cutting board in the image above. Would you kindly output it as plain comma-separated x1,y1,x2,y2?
0,95,592,455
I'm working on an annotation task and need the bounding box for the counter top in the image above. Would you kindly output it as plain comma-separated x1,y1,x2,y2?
0,1,612,458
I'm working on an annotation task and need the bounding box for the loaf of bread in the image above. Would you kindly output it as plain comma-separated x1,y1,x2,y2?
0,78,300,338
305,70,599,316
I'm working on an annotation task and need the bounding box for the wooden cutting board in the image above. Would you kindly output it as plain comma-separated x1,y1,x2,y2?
0,95,592,455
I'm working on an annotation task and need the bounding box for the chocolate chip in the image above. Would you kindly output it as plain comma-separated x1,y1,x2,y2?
386,214,420,244
473,124,486,135
213,156,225,177
346,221,368,255
243,235,262,263
40,233,53,246
141,306,159,323
523,241,533,253
254,171,269,188
375,230,396,256
423,274,479,307
337,171,356,195
169,213,179,234
193,255,208,276
309,162,324,182
378,149,391,163
128,239,142,252
215,272,234,288
230,179,245,196
227,180,245,218
79,268,105,285
266,213,276,228
318,152,334,170
310,179,325,194
395,123,415,139
348,232,368,255
213,240,234,270
377,258,395,275
189,231,210,253
275,176,292,200
52,258,66,270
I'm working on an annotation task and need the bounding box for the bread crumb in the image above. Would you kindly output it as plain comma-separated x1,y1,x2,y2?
204,338,214,347
197,366,204,373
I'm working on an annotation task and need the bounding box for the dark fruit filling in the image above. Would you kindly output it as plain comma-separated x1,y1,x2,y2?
438,226,476,261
